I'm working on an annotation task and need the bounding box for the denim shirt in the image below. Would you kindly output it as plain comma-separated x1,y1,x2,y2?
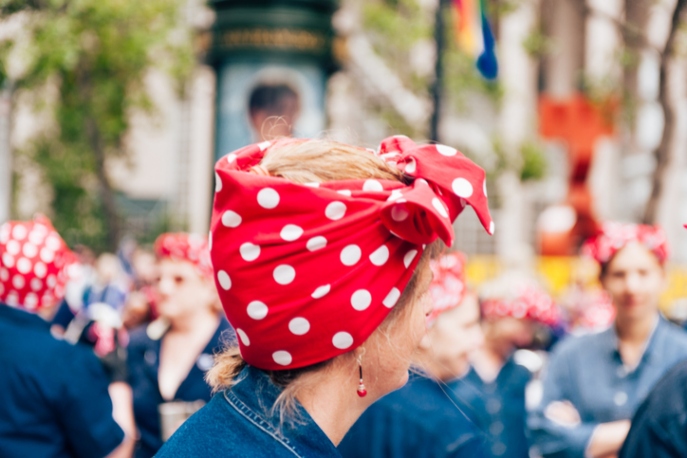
450,357,532,458
156,365,340,457
339,373,488,458
0,304,124,458
528,317,687,458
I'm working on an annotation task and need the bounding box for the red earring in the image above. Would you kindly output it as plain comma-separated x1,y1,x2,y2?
357,358,367,397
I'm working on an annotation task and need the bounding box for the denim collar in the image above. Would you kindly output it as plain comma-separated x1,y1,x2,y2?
222,365,340,457
607,314,663,368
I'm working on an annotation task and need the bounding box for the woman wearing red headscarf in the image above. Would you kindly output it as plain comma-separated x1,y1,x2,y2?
529,223,687,458
339,251,489,458
454,274,560,458
125,233,233,457
0,217,134,458
618,223,687,458
156,136,494,456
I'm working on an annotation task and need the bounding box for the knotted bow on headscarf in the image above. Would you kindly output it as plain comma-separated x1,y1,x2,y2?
154,233,213,279
210,136,493,370
0,216,75,311
581,222,668,265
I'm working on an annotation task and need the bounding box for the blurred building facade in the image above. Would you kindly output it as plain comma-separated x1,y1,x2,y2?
3,0,687,263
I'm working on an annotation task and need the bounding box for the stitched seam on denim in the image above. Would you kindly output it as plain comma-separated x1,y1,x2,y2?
223,389,303,458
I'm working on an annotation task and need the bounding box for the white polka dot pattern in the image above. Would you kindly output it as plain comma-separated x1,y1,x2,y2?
257,188,280,209
0,218,74,311
208,135,493,370
351,289,372,311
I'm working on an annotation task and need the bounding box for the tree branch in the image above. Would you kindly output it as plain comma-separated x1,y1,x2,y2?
642,0,687,223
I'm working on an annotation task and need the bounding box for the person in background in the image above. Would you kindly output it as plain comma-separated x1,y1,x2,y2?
156,136,494,456
618,223,687,458
529,222,687,458
52,252,128,337
0,216,134,458
339,251,488,458
125,232,232,458
121,248,159,330
248,81,301,141
452,274,561,458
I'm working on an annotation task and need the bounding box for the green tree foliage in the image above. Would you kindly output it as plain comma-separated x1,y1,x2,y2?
0,0,193,252
360,0,502,138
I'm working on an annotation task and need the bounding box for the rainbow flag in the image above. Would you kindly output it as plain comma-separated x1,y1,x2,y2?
452,0,498,80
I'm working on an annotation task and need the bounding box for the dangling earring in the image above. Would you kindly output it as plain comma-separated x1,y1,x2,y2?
356,356,367,397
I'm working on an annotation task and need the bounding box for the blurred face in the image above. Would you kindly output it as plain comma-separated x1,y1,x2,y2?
601,241,665,322
485,316,536,350
155,259,214,321
362,261,434,397
421,293,484,380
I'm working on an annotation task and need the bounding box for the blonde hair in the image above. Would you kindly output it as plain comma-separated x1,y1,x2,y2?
207,138,433,421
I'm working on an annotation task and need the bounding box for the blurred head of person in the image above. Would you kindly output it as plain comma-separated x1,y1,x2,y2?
415,252,483,381
131,248,158,286
248,82,301,142
153,233,219,325
206,135,493,421
94,253,125,286
582,222,667,324
479,273,560,359
0,216,76,320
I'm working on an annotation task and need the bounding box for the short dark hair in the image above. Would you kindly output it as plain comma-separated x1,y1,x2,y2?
248,84,299,117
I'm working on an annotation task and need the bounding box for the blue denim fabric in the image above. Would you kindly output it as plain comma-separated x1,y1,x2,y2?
338,373,488,458
127,319,234,458
451,357,532,458
528,317,687,458
156,365,340,457
0,304,124,458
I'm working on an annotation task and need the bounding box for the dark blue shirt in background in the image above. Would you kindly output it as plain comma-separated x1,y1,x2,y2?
127,318,233,458
0,304,124,458
619,359,687,458
339,372,488,458
529,317,687,458
451,357,532,457
157,365,340,457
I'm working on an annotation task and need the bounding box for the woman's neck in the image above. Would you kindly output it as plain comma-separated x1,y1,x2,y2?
168,308,219,335
471,341,508,383
615,312,658,345
296,366,371,446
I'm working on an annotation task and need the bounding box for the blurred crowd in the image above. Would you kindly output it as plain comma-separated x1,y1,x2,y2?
3,216,686,457
2,141,687,458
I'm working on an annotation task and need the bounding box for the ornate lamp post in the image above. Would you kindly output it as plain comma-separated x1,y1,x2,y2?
207,0,338,160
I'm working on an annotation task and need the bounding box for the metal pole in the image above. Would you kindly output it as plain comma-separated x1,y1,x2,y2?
429,0,446,142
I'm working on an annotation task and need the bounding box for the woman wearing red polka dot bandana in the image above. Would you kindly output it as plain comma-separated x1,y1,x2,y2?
157,136,494,457
125,232,234,458
530,222,687,458
0,216,134,457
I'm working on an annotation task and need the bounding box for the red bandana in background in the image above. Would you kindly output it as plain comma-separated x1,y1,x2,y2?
581,222,668,265
210,136,493,370
0,216,75,311
481,285,561,328
154,233,213,279
428,251,468,324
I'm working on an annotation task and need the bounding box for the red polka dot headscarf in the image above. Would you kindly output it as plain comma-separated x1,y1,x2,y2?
481,285,561,327
210,136,494,370
581,222,668,265
0,216,75,312
428,251,468,324
479,274,561,327
154,233,213,279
